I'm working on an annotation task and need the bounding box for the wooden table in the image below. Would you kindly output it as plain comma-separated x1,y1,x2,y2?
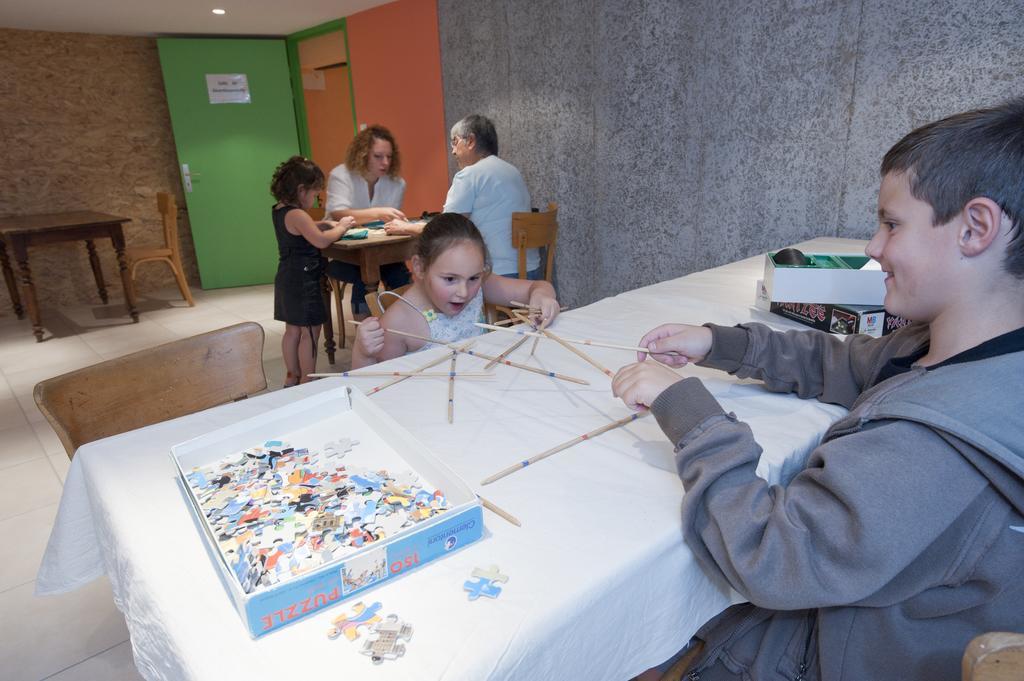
320,230,415,363
0,211,139,341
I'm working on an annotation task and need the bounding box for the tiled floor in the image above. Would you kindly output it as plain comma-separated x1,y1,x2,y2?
0,285,351,681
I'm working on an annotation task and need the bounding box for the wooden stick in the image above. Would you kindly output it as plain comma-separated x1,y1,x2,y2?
474,321,668,355
352,321,589,385
309,371,493,378
536,327,614,377
485,335,529,370
447,352,456,424
477,495,521,527
463,348,589,385
508,300,569,312
350,320,460,349
480,411,651,486
363,340,476,395
509,310,543,358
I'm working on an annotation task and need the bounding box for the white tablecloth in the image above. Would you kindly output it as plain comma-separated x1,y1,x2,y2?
37,238,866,680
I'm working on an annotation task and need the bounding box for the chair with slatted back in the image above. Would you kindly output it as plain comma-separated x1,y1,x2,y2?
511,202,558,281
365,283,412,318
33,322,267,459
125,192,195,306
489,202,559,322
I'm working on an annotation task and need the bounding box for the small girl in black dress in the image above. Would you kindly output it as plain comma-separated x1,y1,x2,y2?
270,157,355,385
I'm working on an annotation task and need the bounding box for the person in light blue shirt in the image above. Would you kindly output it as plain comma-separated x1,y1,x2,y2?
442,115,540,278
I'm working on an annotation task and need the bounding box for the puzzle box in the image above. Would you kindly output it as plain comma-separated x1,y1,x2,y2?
171,386,483,638
755,279,911,337
762,251,886,305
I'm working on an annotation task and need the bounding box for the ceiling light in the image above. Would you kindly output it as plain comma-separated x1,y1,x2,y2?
212,8,226,15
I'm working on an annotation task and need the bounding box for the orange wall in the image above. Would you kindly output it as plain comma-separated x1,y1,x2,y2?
305,65,355,178
347,0,449,216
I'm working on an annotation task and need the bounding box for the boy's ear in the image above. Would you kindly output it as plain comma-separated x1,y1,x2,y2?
959,197,1005,257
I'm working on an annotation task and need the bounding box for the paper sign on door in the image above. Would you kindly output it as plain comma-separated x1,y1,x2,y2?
206,74,251,104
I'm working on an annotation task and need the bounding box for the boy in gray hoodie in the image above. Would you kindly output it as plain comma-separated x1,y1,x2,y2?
613,98,1024,680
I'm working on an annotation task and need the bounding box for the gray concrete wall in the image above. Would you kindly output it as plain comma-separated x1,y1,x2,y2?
437,0,1024,308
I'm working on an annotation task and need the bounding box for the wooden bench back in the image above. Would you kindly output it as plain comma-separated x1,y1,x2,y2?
34,322,267,458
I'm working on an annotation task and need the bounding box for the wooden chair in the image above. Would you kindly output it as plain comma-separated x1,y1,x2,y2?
511,201,558,281
963,632,1024,680
34,322,267,459
125,192,195,306
365,283,412,318
490,202,559,321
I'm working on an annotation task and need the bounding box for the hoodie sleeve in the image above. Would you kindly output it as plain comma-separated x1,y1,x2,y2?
698,323,929,409
650,377,990,610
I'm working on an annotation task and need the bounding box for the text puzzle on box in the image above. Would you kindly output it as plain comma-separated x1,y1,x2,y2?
171,386,483,637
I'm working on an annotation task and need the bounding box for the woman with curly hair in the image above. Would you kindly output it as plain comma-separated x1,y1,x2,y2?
325,124,407,224
324,124,412,312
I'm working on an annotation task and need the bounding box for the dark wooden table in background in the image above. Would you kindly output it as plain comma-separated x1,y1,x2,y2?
0,211,139,341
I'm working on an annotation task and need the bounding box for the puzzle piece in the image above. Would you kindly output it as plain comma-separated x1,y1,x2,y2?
323,438,359,457
326,600,383,641
361,614,413,664
343,496,379,527
392,470,419,490
463,576,502,600
471,565,509,584
350,471,386,491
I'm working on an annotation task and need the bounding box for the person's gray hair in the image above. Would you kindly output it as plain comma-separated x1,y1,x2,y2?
450,114,499,156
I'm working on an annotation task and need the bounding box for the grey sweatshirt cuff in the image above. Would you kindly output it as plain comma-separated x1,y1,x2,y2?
698,323,750,374
650,376,726,446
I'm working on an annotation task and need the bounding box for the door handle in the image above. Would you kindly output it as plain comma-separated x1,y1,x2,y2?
181,163,202,193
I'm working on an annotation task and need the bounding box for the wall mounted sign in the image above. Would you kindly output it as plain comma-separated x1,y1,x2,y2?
206,74,251,104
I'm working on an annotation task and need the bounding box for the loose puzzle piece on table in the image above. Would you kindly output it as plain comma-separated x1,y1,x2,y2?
327,600,383,641
463,564,509,600
463,577,502,600
471,565,509,584
361,614,413,664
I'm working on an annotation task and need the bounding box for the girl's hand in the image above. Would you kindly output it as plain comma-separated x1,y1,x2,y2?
355,317,385,358
338,216,356,233
611,361,684,411
637,324,712,366
377,207,406,222
528,291,560,329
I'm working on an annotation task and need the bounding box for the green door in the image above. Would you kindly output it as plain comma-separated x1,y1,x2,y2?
158,38,300,288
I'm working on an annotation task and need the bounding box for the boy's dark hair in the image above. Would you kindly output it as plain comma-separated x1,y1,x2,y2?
345,124,402,177
881,97,1024,278
414,213,491,272
270,156,324,205
451,114,499,156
